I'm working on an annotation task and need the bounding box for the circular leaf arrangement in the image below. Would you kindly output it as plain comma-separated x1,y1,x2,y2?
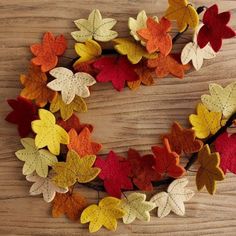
5,2,236,233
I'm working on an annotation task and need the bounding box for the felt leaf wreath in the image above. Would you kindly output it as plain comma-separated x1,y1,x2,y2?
5,3,236,233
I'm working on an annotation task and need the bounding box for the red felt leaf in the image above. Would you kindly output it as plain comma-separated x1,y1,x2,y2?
127,148,161,191
5,96,38,137
215,132,236,174
197,4,236,52
95,151,133,198
152,138,186,178
74,59,98,76
93,56,138,91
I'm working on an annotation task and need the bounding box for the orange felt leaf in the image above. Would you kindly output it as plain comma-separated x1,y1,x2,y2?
137,17,172,55
20,64,57,107
30,32,67,72
73,59,98,77
163,122,203,155
148,54,190,79
67,128,102,156
52,192,87,221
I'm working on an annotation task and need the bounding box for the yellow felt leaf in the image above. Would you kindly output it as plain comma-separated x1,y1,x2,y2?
15,138,58,177
52,150,100,188
196,145,225,195
201,82,236,118
189,103,222,139
113,38,157,64
165,0,199,32
50,94,87,121
31,109,69,155
120,192,155,224
74,39,102,66
81,197,125,233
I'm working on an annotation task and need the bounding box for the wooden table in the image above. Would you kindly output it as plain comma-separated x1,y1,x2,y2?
0,0,236,235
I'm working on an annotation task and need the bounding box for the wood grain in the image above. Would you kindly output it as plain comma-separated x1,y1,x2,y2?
0,0,236,235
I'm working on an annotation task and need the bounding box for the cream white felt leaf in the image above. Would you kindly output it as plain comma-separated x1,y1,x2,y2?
201,82,236,118
120,192,155,224
15,138,58,178
47,67,96,104
150,178,194,218
71,9,118,42
26,172,68,203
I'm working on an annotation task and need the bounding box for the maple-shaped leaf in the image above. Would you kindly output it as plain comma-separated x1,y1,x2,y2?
81,196,125,233
150,178,194,218
196,144,225,195
93,56,138,91
152,138,186,178
67,128,102,156
201,82,236,118
57,114,93,134
73,59,98,76
5,96,38,137
31,109,69,155
20,64,57,107
189,103,222,139
30,32,67,72
52,191,87,220
71,9,118,42
120,192,155,224
47,67,96,104
137,17,172,55
127,148,161,191
95,151,133,198
215,132,236,174
26,172,68,203
165,0,199,32
50,94,87,121
197,4,236,52
15,138,57,177
53,150,100,188
148,53,190,79
163,121,203,154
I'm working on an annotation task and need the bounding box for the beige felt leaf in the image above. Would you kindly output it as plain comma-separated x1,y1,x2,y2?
26,172,68,203
15,138,58,178
201,82,236,118
150,178,194,218
47,67,96,104
120,192,155,224
71,9,118,42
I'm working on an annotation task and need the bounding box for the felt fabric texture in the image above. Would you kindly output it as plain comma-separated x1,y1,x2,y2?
50,94,87,121
93,56,138,91
120,192,155,224
31,109,69,155
150,178,194,218
189,103,222,139
20,64,57,107
152,138,186,178
163,121,203,154
201,82,236,118
196,144,225,195
95,151,133,198
80,197,125,233
73,59,98,76
67,128,102,156
165,0,199,32
52,192,87,221
53,150,100,188
26,172,68,203
197,4,236,52
30,32,67,72
5,96,38,137
15,138,57,177
215,132,236,174
71,9,118,42
127,148,161,191
47,67,96,104
138,17,172,55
